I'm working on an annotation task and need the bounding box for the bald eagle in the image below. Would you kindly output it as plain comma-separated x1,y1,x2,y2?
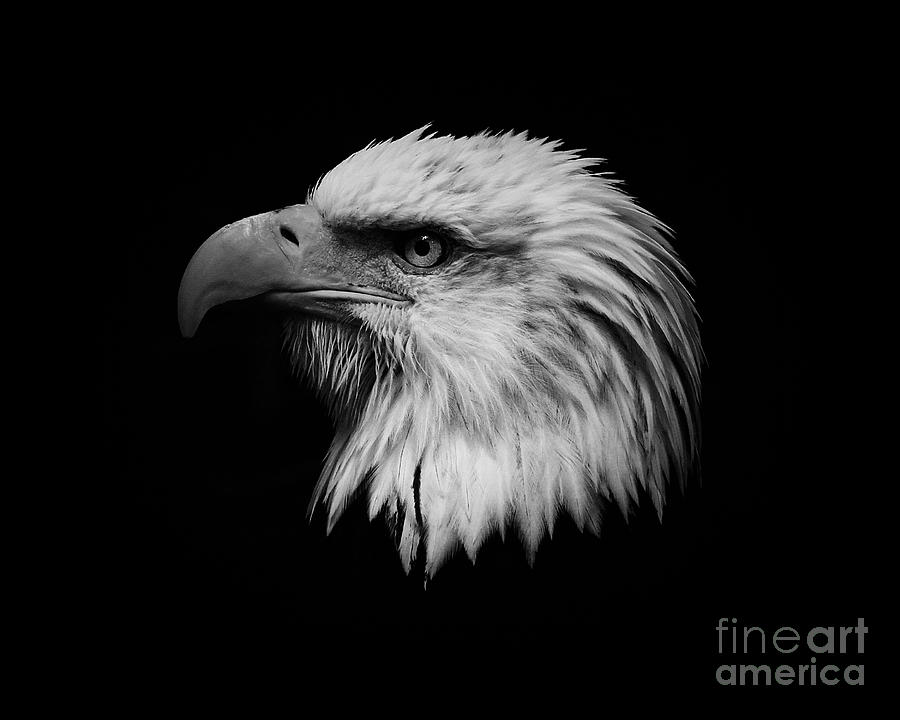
178,127,702,579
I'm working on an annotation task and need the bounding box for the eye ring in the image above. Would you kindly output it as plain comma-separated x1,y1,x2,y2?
395,232,450,270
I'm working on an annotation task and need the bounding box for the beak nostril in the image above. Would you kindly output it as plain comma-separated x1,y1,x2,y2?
279,225,299,246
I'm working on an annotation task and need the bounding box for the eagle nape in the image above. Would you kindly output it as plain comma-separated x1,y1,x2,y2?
177,127,703,581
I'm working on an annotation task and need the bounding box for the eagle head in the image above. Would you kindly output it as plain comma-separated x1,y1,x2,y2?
178,127,702,578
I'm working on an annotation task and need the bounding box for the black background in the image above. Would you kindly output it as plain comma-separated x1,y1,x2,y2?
101,64,876,692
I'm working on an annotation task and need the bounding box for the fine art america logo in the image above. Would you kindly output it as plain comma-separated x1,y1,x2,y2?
715,618,866,686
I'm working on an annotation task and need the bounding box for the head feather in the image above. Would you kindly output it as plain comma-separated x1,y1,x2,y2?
289,128,702,576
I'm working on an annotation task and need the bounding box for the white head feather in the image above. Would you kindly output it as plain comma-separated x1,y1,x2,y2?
286,127,702,577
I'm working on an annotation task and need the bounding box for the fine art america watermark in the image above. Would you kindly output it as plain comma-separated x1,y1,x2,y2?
715,618,866,686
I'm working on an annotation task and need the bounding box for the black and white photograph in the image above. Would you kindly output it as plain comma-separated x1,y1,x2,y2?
100,52,878,696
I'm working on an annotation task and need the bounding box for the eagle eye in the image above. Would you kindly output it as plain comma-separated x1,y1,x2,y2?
396,232,450,270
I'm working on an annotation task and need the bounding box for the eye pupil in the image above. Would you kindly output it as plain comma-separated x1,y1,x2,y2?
414,239,431,256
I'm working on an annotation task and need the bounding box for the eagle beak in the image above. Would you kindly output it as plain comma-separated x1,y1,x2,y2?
178,204,407,337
